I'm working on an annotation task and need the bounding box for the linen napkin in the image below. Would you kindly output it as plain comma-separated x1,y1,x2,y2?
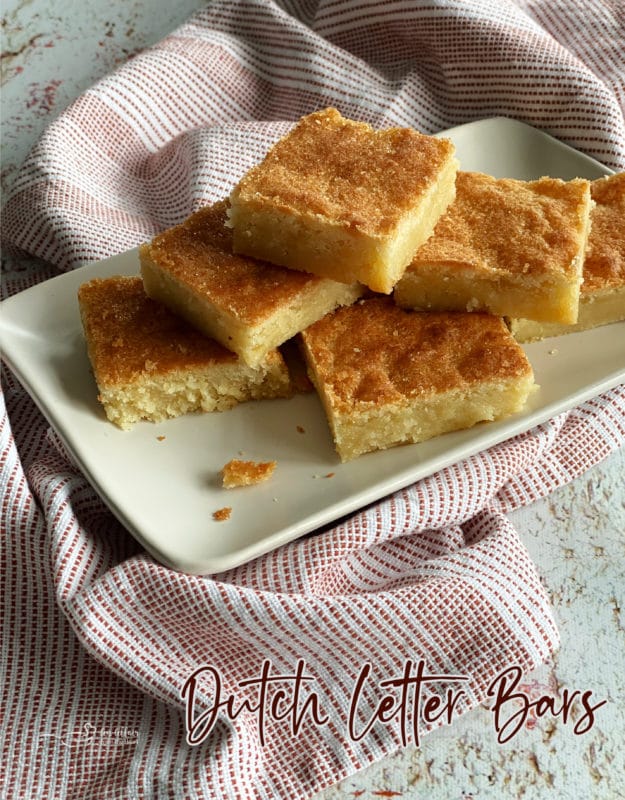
2,2,624,799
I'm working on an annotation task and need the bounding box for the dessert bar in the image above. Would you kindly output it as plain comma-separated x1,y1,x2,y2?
140,201,362,367
300,297,535,461
78,276,291,429
228,108,458,294
510,172,625,341
394,172,592,324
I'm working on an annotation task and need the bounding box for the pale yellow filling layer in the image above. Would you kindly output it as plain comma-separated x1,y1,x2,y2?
509,284,625,342
394,265,582,324
310,372,536,462
99,361,290,430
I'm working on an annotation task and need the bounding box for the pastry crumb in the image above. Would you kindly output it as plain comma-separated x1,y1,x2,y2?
296,425,306,433
156,435,166,441
325,472,335,478
213,506,232,521
222,459,277,488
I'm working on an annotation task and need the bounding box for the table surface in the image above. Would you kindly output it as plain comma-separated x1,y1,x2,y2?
2,2,623,799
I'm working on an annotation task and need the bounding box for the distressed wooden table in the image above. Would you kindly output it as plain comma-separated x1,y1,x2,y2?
2,2,623,798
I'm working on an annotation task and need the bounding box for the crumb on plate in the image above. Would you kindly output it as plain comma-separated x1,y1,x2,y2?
213,506,232,521
221,459,277,488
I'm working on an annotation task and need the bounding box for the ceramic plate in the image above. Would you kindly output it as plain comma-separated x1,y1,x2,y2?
2,117,623,574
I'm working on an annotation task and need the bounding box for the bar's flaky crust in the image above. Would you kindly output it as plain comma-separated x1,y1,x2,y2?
230,108,457,237
410,171,592,279
140,201,326,326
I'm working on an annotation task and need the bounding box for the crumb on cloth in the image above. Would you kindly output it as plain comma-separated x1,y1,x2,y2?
221,459,277,488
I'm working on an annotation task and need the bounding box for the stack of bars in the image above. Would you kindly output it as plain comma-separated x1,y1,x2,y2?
79,108,625,462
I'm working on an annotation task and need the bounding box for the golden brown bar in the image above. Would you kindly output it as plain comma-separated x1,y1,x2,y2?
140,200,362,367
78,276,291,429
394,171,592,324
228,108,458,294
300,297,535,461
510,171,625,340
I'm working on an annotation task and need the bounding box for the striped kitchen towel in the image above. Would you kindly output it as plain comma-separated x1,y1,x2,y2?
2,2,624,799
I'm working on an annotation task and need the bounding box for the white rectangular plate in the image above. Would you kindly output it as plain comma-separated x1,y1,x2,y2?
2,117,624,574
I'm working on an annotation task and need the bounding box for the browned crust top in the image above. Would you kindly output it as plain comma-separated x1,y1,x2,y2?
583,172,625,291
231,107,456,235
301,297,533,410
78,276,246,386
143,201,323,324
410,171,592,278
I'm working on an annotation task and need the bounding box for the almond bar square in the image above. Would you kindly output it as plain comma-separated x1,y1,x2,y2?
140,200,362,367
228,108,458,294
509,172,625,341
300,297,535,461
394,171,593,324
78,276,291,429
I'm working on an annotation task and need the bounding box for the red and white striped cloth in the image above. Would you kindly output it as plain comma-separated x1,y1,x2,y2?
1,2,624,798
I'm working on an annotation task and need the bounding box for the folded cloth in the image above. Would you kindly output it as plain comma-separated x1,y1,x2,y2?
2,0,624,267
1,2,624,799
